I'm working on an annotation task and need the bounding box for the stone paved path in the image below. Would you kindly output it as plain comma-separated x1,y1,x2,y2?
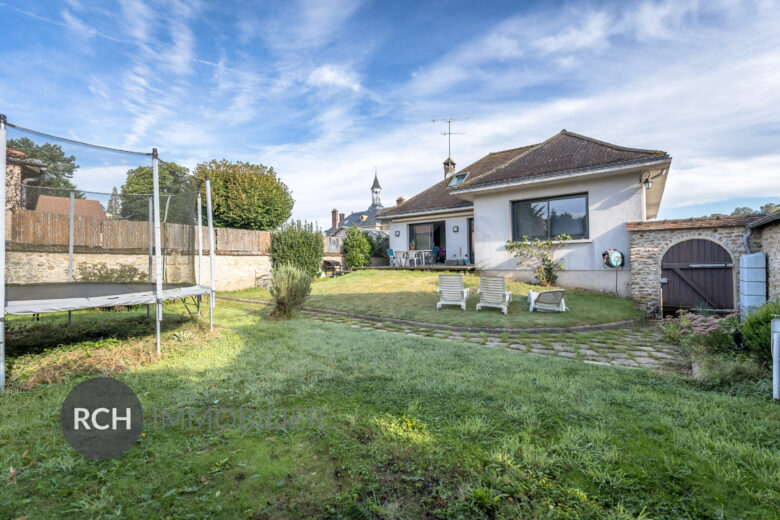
299,310,689,374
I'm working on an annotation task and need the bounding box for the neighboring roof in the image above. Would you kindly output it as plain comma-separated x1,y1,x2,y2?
35,195,106,219
748,210,780,229
626,215,758,231
454,130,669,191
6,148,28,160
372,172,381,190
379,130,669,219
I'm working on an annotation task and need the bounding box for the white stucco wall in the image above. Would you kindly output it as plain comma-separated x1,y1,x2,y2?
472,172,643,296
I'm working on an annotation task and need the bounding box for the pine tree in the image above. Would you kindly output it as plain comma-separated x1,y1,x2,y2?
106,187,121,219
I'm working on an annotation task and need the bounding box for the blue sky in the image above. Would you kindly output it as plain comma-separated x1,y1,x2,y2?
1,0,779,227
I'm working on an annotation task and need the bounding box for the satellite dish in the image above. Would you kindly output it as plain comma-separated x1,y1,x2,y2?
602,249,624,268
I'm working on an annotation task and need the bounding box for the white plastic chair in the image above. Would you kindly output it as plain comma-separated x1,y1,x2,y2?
528,289,568,312
436,274,469,311
476,276,513,315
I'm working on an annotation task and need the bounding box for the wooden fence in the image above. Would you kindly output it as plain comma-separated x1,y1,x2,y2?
6,209,271,254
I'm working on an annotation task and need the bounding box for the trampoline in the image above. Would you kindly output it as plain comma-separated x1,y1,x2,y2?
0,114,217,391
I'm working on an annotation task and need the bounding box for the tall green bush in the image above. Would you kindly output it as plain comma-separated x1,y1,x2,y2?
271,221,323,278
344,226,371,267
195,159,294,230
740,299,780,366
365,232,389,258
269,264,312,318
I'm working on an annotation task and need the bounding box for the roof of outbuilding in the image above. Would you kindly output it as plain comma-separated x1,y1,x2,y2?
748,209,780,229
626,215,758,231
35,195,107,219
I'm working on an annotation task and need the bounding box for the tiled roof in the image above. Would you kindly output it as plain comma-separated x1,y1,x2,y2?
455,130,668,191
748,209,780,229
35,194,107,219
626,215,758,231
6,148,27,160
379,130,669,219
378,146,534,218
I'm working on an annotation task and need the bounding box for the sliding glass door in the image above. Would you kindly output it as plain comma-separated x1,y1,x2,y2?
409,223,433,250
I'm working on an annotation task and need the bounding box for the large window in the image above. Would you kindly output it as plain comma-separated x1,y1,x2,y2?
511,194,588,240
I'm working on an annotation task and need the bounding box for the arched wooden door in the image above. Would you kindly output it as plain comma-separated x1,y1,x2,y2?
661,239,734,313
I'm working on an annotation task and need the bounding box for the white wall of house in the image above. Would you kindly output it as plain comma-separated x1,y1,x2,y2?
387,213,472,261
472,172,643,296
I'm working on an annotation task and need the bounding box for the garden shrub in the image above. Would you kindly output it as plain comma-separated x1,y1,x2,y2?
75,262,147,283
660,310,738,352
269,263,311,318
365,232,389,258
504,234,571,286
271,220,323,278
344,226,371,267
740,299,780,366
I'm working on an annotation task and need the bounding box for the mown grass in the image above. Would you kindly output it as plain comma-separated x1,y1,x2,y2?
226,270,643,328
1,301,778,519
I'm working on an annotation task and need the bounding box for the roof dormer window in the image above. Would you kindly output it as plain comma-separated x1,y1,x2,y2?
448,172,469,187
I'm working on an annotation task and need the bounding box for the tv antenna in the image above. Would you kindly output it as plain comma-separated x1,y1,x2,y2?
432,117,469,158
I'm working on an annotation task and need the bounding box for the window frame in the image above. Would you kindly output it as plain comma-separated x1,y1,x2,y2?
448,171,469,187
510,192,589,241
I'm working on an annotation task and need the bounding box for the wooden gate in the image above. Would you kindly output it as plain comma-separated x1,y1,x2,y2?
661,239,734,313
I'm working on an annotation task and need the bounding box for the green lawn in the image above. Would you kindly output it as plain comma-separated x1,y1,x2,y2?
225,270,643,328
1,301,778,519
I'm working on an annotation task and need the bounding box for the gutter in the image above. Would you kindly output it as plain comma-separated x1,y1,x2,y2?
376,205,473,221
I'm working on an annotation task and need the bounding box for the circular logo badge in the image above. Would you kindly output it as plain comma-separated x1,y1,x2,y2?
60,377,143,460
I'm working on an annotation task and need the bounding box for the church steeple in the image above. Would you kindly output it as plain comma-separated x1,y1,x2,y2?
371,169,383,207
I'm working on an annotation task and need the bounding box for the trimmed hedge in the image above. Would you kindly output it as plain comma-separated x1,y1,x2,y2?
271,221,323,278
195,159,293,230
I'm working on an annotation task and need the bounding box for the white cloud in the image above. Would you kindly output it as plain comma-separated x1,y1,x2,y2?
307,64,362,92
532,11,611,54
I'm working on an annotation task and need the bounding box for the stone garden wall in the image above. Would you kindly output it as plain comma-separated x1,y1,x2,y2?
754,221,780,299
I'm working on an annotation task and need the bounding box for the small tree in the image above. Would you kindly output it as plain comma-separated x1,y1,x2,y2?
365,232,389,258
270,264,312,318
504,234,571,286
120,161,192,221
271,220,323,278
344,226,371,267
106,187,121,219
195,159,293,230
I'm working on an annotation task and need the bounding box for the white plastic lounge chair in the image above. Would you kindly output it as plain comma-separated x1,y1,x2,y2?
437,274,469,311
475,276,513,315
528,289,568,312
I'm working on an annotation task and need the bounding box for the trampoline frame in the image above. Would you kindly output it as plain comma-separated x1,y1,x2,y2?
0,115,217,391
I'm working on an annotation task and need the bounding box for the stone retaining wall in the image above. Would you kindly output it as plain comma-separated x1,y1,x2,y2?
6,250,271,291
754,221,780,299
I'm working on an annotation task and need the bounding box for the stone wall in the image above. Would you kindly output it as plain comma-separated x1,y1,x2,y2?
628,223,756,315
6,250,271,292
756,221,780,299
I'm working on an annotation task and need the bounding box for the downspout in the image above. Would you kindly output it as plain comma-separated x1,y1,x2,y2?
743,227,752,255
21,174,44,208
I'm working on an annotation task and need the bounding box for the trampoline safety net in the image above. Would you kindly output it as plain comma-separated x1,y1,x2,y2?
2,123,211,315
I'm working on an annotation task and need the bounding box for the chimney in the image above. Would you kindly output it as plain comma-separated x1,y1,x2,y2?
443,157,456,179
339,213,345,223
396,196,405,206
331,208,338,229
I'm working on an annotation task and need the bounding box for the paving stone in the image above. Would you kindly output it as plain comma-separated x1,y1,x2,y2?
612,358,639,367
579,349,598,356
557,352,578,358
652,352,677,359
584,360,611,366
508,344,527,351
551,343,576,352
530,348,554,355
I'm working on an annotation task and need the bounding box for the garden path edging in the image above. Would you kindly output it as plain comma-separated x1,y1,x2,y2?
216,295,645,333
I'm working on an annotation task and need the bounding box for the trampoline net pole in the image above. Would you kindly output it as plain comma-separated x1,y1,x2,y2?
68,190,74,324
0,114,6,392
205,176,216,331
147,196,153,319
152,149,163,355
197,193,203,286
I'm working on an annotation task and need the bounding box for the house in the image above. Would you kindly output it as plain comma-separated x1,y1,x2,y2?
5,148,47,211
35,194,107,219
378,130,672,297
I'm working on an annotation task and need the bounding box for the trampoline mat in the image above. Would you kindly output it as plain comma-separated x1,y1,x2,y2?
5,282,212,315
